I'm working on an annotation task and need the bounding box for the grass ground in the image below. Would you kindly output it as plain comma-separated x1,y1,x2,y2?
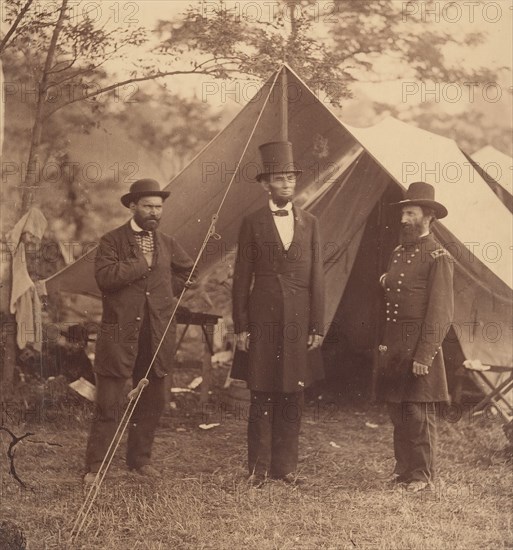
1,366,512,550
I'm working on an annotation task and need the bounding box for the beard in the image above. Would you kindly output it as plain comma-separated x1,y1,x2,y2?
273,198,289,208
270,193,293,208
135,214,160,231
400,222,423,245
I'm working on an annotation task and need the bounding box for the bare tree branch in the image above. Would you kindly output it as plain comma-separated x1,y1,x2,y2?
21,0,70,212
0,0,35,54
42,61,242,120
0,426,35,489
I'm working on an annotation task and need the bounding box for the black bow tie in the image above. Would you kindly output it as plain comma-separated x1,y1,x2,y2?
272,210,289,217
134,230,151,237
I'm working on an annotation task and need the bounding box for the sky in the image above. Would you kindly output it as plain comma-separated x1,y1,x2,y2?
1,0,512,134
105,0,513,114
131,1,513,68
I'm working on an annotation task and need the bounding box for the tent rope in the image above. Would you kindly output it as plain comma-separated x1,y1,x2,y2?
70,66,283,544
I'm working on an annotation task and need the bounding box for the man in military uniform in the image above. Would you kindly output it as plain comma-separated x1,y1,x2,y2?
232,141,325,486
378,181,454,493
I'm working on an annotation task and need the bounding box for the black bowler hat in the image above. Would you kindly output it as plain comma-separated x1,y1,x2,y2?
256,141,302,182
120,179,170,208
59,324,95,344
391,181,448,219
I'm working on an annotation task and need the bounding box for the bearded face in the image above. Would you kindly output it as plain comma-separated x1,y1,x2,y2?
130,196,163,231
400,206,431,244
262,172,297,208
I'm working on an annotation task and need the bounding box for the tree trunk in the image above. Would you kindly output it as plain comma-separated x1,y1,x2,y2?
0,240,16,405
20,0,69,213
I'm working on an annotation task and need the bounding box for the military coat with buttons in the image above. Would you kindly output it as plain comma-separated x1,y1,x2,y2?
232,205,325,393
93,222,194,378
377,232,454,403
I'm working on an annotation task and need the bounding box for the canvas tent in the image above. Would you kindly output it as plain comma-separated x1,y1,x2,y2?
45,65,513,398
472,145,513,197
469,145,513,213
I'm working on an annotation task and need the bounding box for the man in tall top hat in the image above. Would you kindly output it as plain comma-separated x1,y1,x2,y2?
378,181,454,492
232,141,325,486
84,179,195,483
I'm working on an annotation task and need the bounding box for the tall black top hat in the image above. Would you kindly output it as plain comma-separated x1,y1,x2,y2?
120,179,170,208
256,141,302,182
391,181,448,219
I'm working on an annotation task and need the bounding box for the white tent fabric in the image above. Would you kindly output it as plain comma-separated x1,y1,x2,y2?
45,65,513,377
347,118,513,289
472,145,513,196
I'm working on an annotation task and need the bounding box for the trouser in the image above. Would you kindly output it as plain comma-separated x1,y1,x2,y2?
387,401,438,483
247,390,304,478
85,317,167,472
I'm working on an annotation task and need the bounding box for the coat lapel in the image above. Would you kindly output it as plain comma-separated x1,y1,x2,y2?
291,206,306,247
258,208,282,247
122,221,156,265
257,204,306,252
121,222,140,257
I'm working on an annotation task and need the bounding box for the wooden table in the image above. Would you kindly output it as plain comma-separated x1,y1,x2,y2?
175,306,223,404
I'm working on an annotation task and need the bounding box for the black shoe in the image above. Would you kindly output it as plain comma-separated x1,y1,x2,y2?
247,474,266,488
131,465,162,479
83,472,98,486
385,473,408,486
275,473,304,486
405,480,434,493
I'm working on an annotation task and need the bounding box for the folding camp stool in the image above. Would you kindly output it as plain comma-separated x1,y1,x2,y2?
462,359,513,426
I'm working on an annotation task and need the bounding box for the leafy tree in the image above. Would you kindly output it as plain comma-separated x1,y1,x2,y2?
0,0,242,214
159,0,499,105
0,0,507,394
2,0,502,215
113,88,221,175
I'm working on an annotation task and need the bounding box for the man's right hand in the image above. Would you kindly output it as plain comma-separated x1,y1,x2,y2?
236,331,250,352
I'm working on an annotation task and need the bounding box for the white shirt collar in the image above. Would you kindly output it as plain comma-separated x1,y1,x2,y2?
269,200,293,212
130,218,144,232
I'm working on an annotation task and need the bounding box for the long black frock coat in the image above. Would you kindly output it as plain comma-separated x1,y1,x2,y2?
93,222,194,378
232,205,325,393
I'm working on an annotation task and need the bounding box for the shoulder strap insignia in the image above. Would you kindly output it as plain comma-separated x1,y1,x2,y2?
430,248,451,259
393,245,402,252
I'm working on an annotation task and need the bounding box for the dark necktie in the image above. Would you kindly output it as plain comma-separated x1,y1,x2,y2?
272,210,289,217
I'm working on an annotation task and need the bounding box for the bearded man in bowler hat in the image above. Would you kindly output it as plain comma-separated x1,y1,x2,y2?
378,181,454,493
84,179,195,483
232,141,325,486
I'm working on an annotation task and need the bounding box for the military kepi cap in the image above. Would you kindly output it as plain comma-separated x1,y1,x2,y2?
256,141,302,182
391,181,448,219
121,179,170,207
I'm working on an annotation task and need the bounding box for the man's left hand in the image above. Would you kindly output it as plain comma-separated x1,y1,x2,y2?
412,361,429,377
307,334,322,350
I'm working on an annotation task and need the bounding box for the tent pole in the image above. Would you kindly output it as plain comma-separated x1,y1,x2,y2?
280,67,288,141
369,190,386,401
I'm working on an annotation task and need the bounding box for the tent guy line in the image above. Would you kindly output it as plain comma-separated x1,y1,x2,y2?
46,62,512,419
69,65,284,544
